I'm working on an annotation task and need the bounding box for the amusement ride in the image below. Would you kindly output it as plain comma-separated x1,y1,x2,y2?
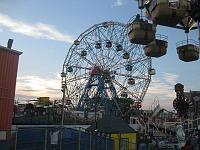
61,21,153,118
61,0,200,118
130,0,200,117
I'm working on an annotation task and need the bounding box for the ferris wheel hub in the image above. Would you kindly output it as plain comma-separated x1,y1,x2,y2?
90,65,102,76
90,66,111,80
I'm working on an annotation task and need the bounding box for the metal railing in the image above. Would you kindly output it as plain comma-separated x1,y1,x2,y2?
155,34,168,41
183,117,200,133
176,39,199,47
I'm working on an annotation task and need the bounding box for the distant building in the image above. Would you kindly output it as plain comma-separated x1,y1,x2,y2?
185,91,200,118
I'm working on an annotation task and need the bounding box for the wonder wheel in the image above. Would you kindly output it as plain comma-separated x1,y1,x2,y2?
61,21,152,114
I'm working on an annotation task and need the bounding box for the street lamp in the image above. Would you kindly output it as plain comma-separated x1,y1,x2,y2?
94,97,98,131
61,71,66,126
61,88,65,126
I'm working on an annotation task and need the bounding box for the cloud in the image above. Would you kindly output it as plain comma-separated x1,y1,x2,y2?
16,72,180,110
143,72,179,110
0,13,74,43
16,74,62,100
163,72,179,85
113,0,124,6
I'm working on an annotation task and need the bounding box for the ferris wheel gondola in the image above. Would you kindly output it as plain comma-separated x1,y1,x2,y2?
134,0,200,62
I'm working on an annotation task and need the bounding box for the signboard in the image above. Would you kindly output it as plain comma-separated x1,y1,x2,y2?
0,131,6,140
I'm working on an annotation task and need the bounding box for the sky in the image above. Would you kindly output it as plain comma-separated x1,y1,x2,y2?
0,0,199,110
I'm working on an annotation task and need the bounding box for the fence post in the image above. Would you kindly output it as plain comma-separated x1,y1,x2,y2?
119,134,121,150
44,128,47,150
14,128,18,150
105,136,107,150
78,128,81,150
89,132,92,150
59,128,63,150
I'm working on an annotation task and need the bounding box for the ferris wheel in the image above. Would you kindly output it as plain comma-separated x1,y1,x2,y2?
61,21,152,113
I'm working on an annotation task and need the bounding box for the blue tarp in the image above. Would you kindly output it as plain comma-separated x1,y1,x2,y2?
16,127,114,150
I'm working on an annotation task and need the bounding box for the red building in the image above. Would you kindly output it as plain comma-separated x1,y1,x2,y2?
0,40,22,131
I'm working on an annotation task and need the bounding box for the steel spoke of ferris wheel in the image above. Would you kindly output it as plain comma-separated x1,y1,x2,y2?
65,65,91,71
108,56,148,71
114,72,149,80
117,86,140,99
67,81,86,99
66,76,89,83
106,59,127,71
132,59,148,77
97,28,106,66
98,26,108,41
83,38,101,65
70,85,86,98
101,52,119,68
73,50,94,66
104,29,127,61
65,48,82,66
108,28,123,63
69,69,88,78
103,46,121,67
107,26,115,59
113,80,138,99
113,61,148,79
